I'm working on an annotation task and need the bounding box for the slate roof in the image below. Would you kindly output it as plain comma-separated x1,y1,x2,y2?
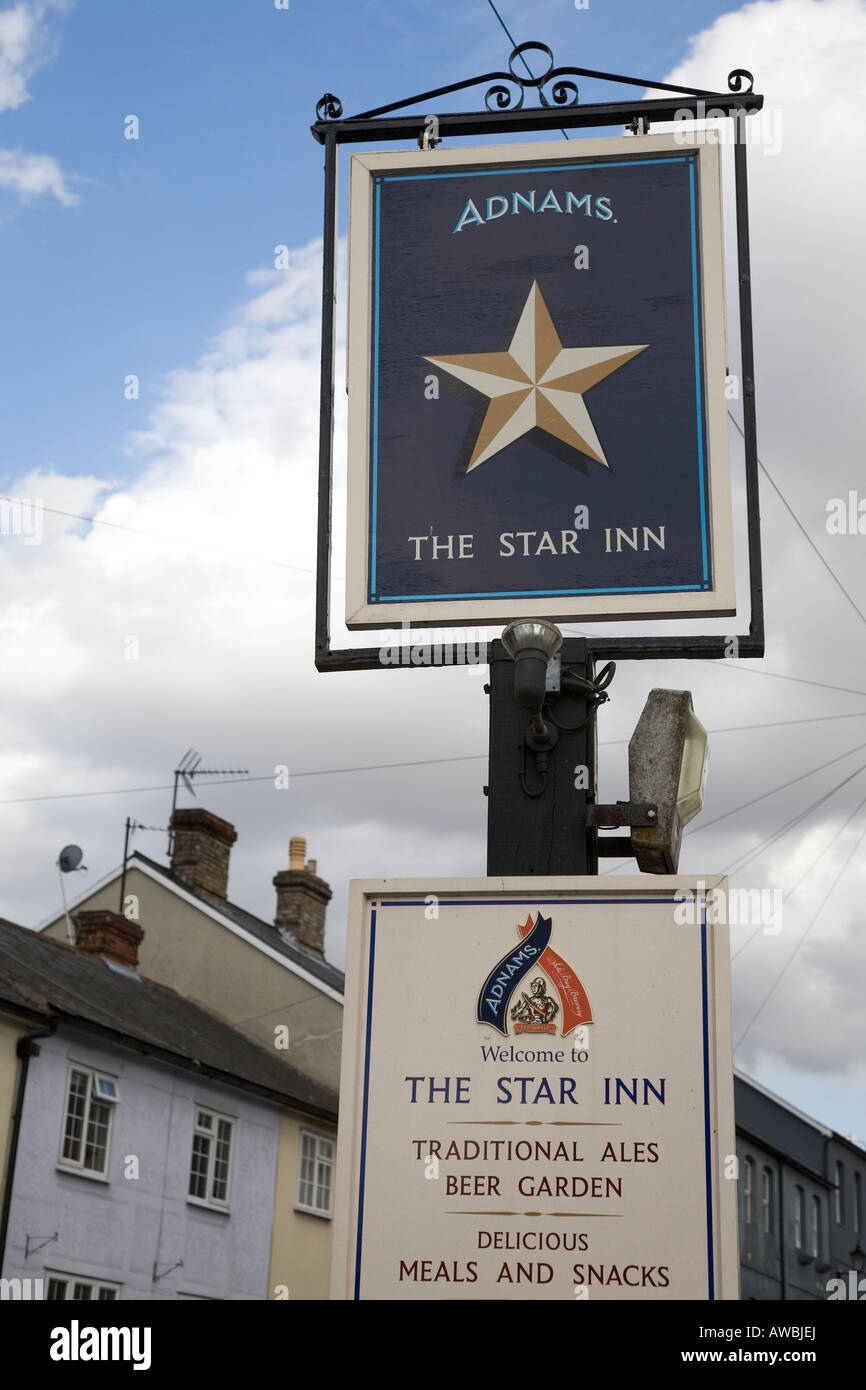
131,853,345,996
0,917,337,1121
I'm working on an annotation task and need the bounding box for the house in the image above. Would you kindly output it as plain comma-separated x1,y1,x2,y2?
0,912,337,1300
735,1069,865,1300
39,810,344,1093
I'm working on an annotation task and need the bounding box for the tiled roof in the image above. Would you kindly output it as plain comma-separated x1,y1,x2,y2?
0,918,337,1121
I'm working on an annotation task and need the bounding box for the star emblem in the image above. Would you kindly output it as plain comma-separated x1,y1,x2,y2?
424,282,649,473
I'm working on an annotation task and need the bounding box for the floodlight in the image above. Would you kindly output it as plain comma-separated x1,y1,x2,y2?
628,689,708,874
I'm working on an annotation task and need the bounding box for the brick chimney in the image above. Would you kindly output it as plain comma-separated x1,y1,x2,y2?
75,910,143,971
171,808,237,899
273,836,332,956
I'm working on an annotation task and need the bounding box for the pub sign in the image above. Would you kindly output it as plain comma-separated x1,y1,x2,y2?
330,877,739,1300
345,133,735,628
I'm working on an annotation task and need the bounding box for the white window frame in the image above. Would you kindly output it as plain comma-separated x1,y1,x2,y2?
761,1167,774,1235
810,1195,822,1260
187,1106,235,1212
296,1130,334,1219
45,1270,121,1301
742,1156,754,1225
835,1161,844,1224
57,1065,118,1180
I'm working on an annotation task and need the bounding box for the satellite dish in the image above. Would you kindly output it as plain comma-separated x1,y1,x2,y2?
58,845,84,873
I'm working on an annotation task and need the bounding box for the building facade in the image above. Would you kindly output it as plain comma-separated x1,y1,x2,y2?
735,1071,865,1301
0,913,338,1300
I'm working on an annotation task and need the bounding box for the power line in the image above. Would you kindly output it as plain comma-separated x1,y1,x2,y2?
484,0,570,138
8,721,866,810
602,734,866,874
598,708,866,747
728,411,866,629
734,808,866,1052
731,787,866,963
0,494,317,578
0,754,490,807
722,763,865,881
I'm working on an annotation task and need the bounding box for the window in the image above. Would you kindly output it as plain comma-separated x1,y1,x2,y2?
761,1167,774,1234
59,1066,118,1178
188,1107,234,1210
297,1131,334,1218
810,1195,822,1260
743,1156,754,1225
794,1186,804,1250
46,1272,119,1301
855,1172,862,1235
835,1161,844,1224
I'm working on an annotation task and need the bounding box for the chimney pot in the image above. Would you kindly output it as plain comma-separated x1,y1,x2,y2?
289,836,306,871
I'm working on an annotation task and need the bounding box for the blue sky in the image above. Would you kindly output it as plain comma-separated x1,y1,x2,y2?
1,0,747,484
1,0,865,1143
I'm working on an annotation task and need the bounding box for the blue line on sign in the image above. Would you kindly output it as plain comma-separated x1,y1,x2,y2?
370,182,382,596
689,160,709,585
382,157,687,183
376,585,704,600
381,897,679,907
354,909,378,1300
701,908,715,1300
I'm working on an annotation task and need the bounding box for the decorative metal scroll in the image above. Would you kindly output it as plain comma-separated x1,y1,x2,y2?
316,41,754,124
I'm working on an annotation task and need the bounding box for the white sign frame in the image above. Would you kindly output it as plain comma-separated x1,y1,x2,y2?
345,133,735,630
331,876,739,1301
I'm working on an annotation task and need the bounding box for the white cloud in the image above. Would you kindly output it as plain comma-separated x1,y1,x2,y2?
0,1,62,112
1,0,865,1128
0,145,77,203
0,2,79,204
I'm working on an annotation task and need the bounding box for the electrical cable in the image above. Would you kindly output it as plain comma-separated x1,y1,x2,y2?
731,788,866,964
733,809,866,1052
728,411,866,629
601,733,866,874
721,764,866,881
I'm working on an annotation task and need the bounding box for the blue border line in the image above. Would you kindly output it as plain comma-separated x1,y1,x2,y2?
353,908,378,1301
689,161,709,584
382,156,687,184
368,151,712,606
374,584,703,601
370,182,382,596
352,893,716,1299
700,907,715,1299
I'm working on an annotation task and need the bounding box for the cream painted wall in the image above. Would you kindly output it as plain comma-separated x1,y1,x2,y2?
269,1110,336,1300
41,867,342,1092
0,1013,25,1196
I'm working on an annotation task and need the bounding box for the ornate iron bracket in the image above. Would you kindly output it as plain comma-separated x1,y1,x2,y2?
315,41,757,137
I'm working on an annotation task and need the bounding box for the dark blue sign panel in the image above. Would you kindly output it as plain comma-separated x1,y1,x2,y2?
346,137,733,628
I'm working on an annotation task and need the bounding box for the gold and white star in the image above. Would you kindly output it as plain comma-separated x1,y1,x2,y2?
424,281,649,472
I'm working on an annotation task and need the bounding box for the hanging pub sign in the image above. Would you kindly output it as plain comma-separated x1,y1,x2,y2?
345,132,735,629
331,877,739,1301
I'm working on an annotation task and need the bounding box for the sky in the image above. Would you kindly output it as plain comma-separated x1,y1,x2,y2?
0,0,865,1144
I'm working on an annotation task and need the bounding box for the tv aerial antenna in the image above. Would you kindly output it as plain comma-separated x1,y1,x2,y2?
167,749,249,854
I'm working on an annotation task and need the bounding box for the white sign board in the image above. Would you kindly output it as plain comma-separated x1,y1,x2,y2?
331,877,738,1301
